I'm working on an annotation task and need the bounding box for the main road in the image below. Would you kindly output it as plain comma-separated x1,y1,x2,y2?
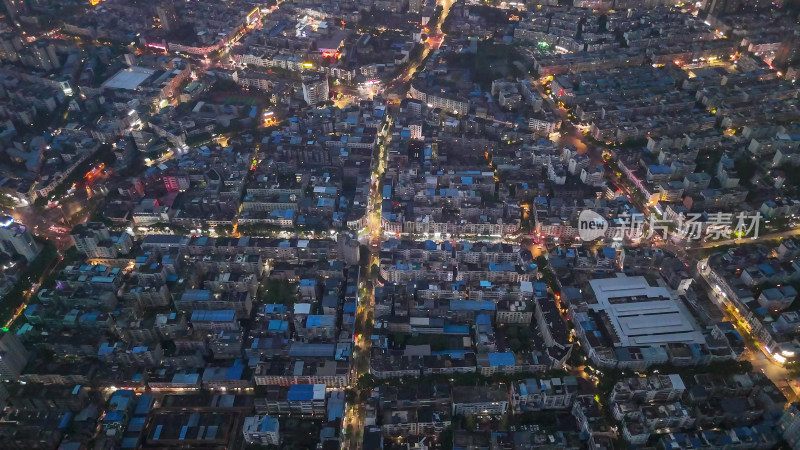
341,1,456,448
343,115,390,450
383,0,455,98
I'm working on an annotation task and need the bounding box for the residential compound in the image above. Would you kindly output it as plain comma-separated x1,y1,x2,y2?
610,371,783,447
371,239,568,376
407,53,562,134
381,168,521,237
6,233,355,448
230,0,434,84
64,0,262,56
703,238,800,363
110,98,387,232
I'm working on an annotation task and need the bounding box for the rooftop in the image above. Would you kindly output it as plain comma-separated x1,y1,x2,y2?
587,275,705,347
102,66,157,91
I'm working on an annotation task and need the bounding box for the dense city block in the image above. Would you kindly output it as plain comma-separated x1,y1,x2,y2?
2,0,800,449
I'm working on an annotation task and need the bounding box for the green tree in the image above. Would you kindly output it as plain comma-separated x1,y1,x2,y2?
464,414,476,431
262,279,298,304
359,245,370,267
499,414,511,430
439,426,454,448
734,155,757,185
370,263,380,279
161,340,177,357
567,346,586,367
428,5,443,27
345,389,357,404
357,373,377,390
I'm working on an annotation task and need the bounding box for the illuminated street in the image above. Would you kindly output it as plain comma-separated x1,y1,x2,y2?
1,1,799,448
697,258,799,402
340,2,456,447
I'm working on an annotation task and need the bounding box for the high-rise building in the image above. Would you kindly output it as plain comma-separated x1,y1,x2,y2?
0,333,29,381
0,216,41,262
301,72,329,107
410,121,423,140
156,1,179,32
71,222,111,257
409,0,423,14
